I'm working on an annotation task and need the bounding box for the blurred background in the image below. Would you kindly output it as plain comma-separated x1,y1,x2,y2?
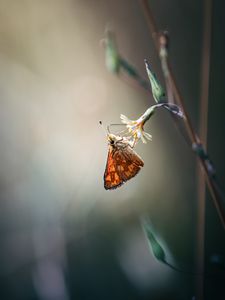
0,0,225,299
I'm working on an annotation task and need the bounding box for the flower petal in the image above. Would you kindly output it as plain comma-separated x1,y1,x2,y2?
140,134,147,144
120,114,132,124
143,131,152,141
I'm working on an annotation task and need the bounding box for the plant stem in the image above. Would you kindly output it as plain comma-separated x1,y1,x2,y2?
196,0,212,299
139,0,225,231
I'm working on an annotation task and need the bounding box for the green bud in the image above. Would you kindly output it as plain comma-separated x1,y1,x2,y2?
141,216,166,263
104,29,120,74
145,59,166,103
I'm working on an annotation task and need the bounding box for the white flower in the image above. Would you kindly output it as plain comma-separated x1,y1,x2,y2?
120,112,152,144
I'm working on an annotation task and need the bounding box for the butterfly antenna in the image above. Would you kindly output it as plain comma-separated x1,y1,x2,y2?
99,121,128,135
107,125,111,133
99,120,109,135
109,123,129,135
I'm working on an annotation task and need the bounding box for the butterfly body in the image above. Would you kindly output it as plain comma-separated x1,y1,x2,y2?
104,134,144,190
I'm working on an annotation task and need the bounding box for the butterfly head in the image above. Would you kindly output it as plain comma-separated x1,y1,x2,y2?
107,133,121,147
99,121,130,148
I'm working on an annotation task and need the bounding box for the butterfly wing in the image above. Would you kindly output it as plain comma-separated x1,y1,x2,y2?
104,145,144,190
104,147,124,190
114,146,144,182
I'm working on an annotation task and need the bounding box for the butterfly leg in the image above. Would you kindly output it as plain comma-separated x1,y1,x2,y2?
130,138,138,148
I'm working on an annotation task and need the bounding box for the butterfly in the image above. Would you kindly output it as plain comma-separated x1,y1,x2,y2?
104,133,144,190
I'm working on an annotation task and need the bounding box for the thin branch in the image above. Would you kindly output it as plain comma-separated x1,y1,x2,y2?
139,0,225,230
196,0,212,299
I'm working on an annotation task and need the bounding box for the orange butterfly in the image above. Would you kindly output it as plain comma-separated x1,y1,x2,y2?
104,133,144,190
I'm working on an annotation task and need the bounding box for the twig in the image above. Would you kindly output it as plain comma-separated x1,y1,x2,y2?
139,0,225,230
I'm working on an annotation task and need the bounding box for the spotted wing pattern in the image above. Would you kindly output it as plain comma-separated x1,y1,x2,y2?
104,144,144,190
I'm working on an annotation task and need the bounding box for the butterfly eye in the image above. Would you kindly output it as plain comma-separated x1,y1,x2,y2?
110,140,115,145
